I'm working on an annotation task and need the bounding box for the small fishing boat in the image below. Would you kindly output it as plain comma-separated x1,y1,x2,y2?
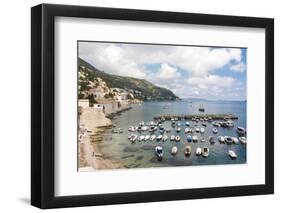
185,127,190,133
196,147,202,156
202,122,207,127
212,128,218,134
217,136,225,143
150,135,156,141
184,145,192,156
195,127,200,133
239,136,247,144
202,147,209,157
224,136,233,144
177,122,181,126
165,128,171,133
189,128,194,134
175,135,181,142
185,122,190,126
155,146,163,160
171,121,176,127
171,146,178,155
162,135,168,141
200,127,205,133
176,127,181,132
145,135,150,141
229,150,237,159
186,135,192,142
232,137,239,144
170,135,175,141
192,135,198,143
236,126,246,135
156,135,163,141
128,135,132,140
200,137,206,143
209,136,215,144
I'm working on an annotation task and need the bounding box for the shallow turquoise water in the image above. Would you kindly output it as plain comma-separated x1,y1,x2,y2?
98,100,246,169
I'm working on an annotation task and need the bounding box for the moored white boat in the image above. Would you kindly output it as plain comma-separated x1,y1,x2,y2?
185,122,190,126
200,137,206,143
232,137,239,144
212,128,218,134
239,136,247,144
130,134,138,142
139,135,145,141
196,147,202,156
209,136,215,144
200,127,205,133
162,135,168,141
170,135,175,141
202,147,209,157
195,127,200,133
225,136,233,144
156,135,163,141
184,145,192,156
218,136,225,143
236,126,246,135
150,135,156,141
145,135,150,141
185,128,190,133
192,135,198,143
176,127,181,132
229,150,237,159
175,135,181,142
155,146,163,160
171,146,178,155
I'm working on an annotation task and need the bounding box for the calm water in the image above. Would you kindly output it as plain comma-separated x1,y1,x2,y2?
98,100,246,169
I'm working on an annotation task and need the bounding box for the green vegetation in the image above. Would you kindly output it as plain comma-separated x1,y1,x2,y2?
78,57,180,101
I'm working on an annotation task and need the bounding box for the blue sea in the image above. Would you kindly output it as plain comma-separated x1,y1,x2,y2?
98,100,246,169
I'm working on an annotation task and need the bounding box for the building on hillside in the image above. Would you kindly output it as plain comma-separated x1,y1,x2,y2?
96,99,119,115
93,104,104,113
78,99,89,108
89,87,104,99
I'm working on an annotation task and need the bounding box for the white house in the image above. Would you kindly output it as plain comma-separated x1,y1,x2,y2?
78,99,89,108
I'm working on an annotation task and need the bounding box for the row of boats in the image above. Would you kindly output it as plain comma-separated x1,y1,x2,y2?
127,119,246,135
128,133,247,145
155,145,238,160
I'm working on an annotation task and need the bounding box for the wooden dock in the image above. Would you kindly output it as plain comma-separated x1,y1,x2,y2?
154,114,238,121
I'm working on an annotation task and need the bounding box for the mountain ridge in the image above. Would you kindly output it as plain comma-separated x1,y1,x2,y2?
78,57,180,101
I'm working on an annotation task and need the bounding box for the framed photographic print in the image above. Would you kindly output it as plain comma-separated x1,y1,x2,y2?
31,4,274,209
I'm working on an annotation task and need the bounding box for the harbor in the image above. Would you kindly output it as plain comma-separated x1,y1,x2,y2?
94,100,247,169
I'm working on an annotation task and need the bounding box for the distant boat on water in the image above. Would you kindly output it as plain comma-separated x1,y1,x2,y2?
198,104,205,112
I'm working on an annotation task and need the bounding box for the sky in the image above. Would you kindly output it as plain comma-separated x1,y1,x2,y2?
78,41,247,101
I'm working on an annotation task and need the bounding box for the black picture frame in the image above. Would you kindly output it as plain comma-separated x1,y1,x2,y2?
31,3,274,209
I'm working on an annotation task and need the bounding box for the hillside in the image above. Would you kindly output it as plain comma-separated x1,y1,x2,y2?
78,57,180,101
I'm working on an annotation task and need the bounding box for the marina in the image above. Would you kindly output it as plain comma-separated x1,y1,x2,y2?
96,100,247,168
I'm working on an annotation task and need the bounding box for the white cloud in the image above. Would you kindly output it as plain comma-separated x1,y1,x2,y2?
186,75,235,88
230,62,246,72
79,42,245,100
157,63,179,80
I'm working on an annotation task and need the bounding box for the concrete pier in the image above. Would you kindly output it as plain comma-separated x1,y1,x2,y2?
154,114,238,121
